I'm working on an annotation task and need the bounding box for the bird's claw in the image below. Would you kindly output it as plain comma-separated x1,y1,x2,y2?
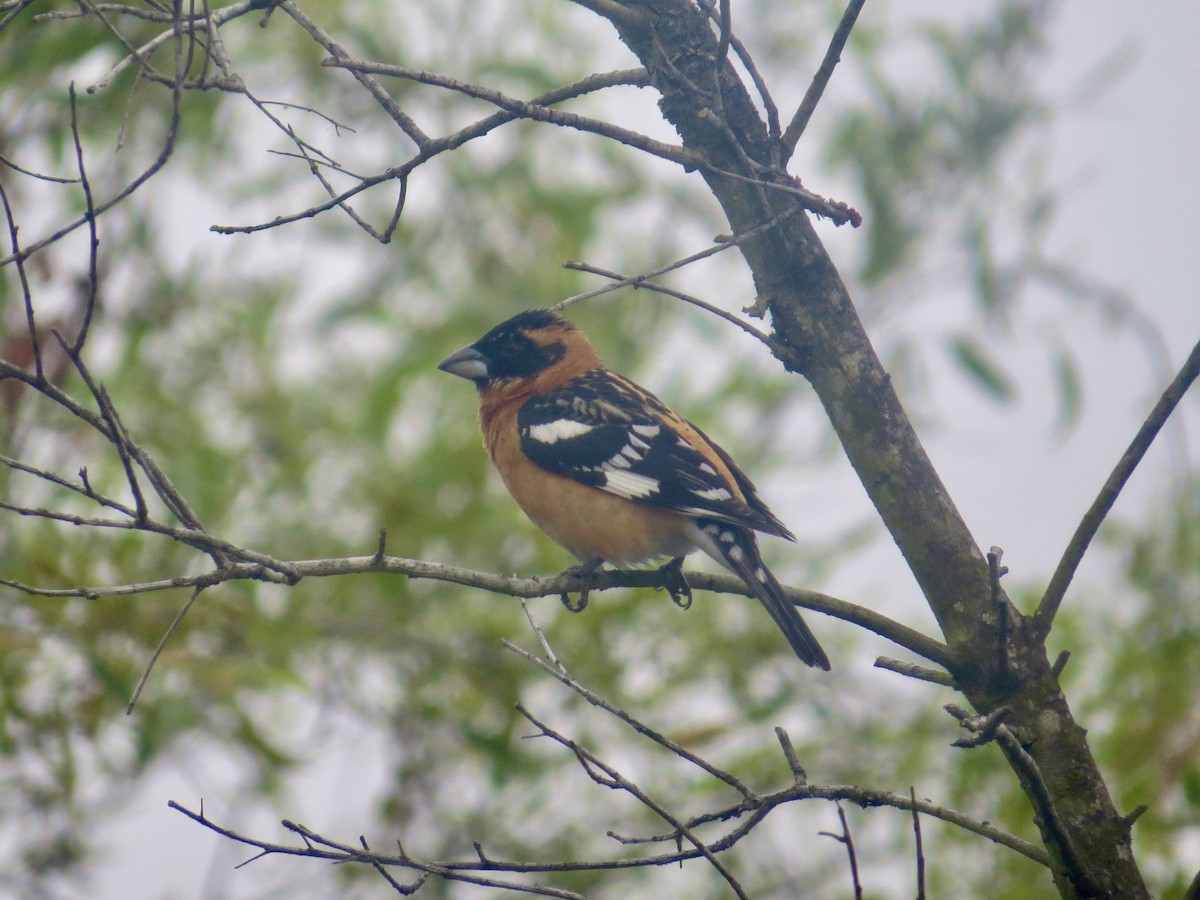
560,589,589,613
658,557,693,610
559,558,603,613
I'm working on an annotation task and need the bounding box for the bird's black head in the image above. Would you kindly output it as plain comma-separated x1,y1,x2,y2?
438,309,589,387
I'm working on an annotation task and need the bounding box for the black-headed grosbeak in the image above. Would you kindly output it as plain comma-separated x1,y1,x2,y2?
438,309,830,670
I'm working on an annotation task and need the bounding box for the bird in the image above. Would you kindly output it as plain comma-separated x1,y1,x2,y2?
437,308,830,670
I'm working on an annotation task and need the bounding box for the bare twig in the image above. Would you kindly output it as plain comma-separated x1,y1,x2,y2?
0,180,42,380
0,150,80,183
325,57,696,168
988,546,1010,683
696,0,779,140
504,638,757,799
211,69,651,236
782,0,867,156
1034,337,1200,637
911,786,926,900
127,586,204,713
4,550,948,665
874,656,954,687
555,207,803,313
173,765,1049,877
819,803,863,900
947,705,1100,894
68,84,101,355
518,705,750,900
774,726,807,784
518,599,567,675
0,454,136,517
359,836,428,896
169,802,587,898
563,260,774,347
1,0,185,269
279,1,429,148
714,0,731,68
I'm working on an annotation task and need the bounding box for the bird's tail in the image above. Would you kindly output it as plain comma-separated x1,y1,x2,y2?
697,520,831,671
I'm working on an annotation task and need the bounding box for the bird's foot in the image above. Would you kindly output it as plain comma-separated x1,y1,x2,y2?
658,556,692,610
559,557,604,612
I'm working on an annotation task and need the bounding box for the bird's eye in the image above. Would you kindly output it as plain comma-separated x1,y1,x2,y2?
502,340,523,358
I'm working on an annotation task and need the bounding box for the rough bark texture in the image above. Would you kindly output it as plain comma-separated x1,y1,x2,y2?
595,2,1148,897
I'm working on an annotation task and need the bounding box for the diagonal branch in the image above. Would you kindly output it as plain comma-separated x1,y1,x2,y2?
503,635,758,800
323,57,697,167
279,0,430,148
781,0,866,157
211,68,652,236
518,705,750,900
1033,336,1200,637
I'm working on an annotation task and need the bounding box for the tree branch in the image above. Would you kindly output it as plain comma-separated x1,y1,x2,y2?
211,68,652,236
1,550,951,665
323,57,698,168
781,0,867,156
1033,336,1200,636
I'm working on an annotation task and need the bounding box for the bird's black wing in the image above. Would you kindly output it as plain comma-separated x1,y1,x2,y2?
517,369,781,533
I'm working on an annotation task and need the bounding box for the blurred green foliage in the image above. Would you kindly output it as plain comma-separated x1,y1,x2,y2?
0,0,1194,897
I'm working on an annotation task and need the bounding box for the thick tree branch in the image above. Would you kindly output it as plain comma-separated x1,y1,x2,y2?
587,2,1148,895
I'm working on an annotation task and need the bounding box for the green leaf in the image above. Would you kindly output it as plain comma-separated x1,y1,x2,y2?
949,333,1016,401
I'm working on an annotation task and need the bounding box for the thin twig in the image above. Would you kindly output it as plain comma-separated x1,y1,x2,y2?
0,181,42,380
774,726,807,784
169,802,587,898
563,260,774,347
68,84,101,355
211,69,651,236
782,0,867,156
127,586,204,713
324,57,696,168
819,802,863,900
911,786,926,900
518,705,750,900
504,639,757,799
279,0,430,148
0,150,80,183
696,0,780,140
946,705,1099,893
518,598,567,675
0,0,185,269
714,0,731,68
554,207,804,313
874,656,954,687
988,546,1010,683
1034,337,1200,637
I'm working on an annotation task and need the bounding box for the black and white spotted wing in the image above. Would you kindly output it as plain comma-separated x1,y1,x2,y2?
517,369,785,536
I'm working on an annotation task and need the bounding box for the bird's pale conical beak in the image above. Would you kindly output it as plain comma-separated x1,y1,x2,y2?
437,345,489,382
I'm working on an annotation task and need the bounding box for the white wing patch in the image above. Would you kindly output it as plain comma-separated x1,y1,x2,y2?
632,424,661,438
526,419,595,444
601,468,660,499
693,486,732,501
